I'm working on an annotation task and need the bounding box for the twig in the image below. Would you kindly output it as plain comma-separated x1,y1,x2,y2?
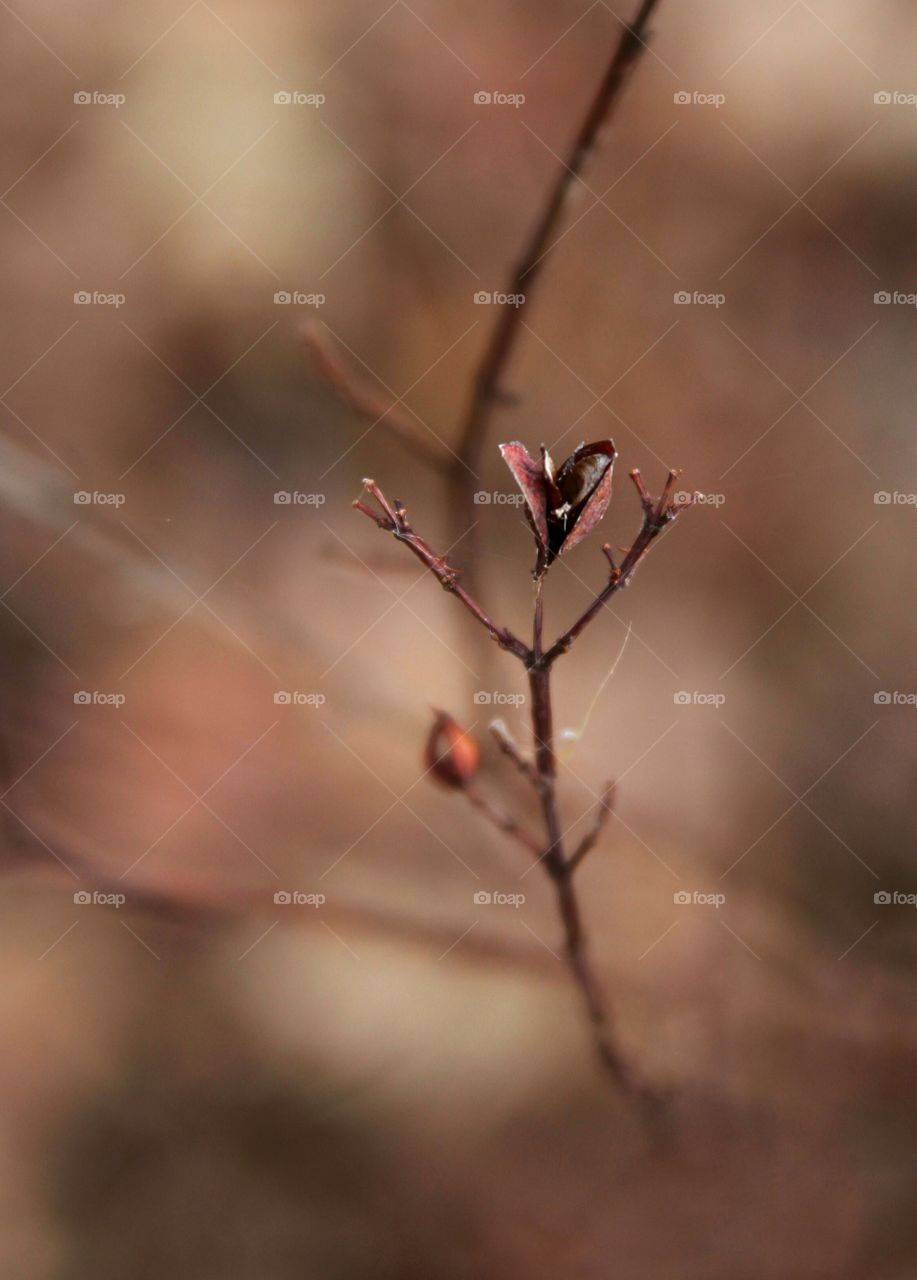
568,780,616,871
541,470,691,666
355,467,685,1099
451,0,665,526
307,0,664,572
354,479,530,661
465,784,542,855
304,324,449,470
489,718,540,789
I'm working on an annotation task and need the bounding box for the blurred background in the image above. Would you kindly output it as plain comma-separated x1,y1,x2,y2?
1,0,915,1275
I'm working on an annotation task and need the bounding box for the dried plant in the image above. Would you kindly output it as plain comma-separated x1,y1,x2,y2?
310,0,691,1098
355,452,689,1096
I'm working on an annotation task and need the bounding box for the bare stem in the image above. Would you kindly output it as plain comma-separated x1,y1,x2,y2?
304,324,448,470
542,470,691,666
465,784,542,855
569,780,616,871
453,0,664,513
354,479,530,661
309,0,665,584
489,719,539,788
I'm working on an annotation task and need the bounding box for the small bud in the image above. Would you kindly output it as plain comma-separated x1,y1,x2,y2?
425,709,479,789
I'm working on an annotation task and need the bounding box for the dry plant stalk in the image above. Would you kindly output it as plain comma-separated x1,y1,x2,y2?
307,0,665,570
355,454,689,1095
313,0,688,1096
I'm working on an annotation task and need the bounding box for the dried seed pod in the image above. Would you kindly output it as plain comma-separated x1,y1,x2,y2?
500,439,617,569
425,710,480,789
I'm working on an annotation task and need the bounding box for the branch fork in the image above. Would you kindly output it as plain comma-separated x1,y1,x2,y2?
355,457,689,1099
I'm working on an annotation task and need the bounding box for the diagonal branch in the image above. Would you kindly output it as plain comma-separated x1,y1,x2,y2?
353,479,531,661
489,717,541,789
454,0,665,496
465,784,542,855
542,469,691,666
304,324,449,470
568,780,616,871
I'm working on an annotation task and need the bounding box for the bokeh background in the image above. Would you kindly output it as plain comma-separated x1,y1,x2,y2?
1,0,915,1275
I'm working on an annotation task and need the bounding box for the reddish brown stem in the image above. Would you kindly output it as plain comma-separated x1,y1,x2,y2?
541,470,690,666
354,480,530,661
305,324,448,470
569,781,616,871
465,784,542,855
453,0,664,517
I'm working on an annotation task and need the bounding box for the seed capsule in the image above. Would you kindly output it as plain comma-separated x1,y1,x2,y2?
425,710,480,789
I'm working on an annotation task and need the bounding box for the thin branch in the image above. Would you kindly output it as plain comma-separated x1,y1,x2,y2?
353,479,531,661
453,0,665,494
489,718,540,789
568,780,616,871
542,469,691,666
304,324,449,470
465,784,542,855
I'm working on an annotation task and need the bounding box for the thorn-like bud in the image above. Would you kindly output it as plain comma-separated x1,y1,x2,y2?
425,709,480,790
